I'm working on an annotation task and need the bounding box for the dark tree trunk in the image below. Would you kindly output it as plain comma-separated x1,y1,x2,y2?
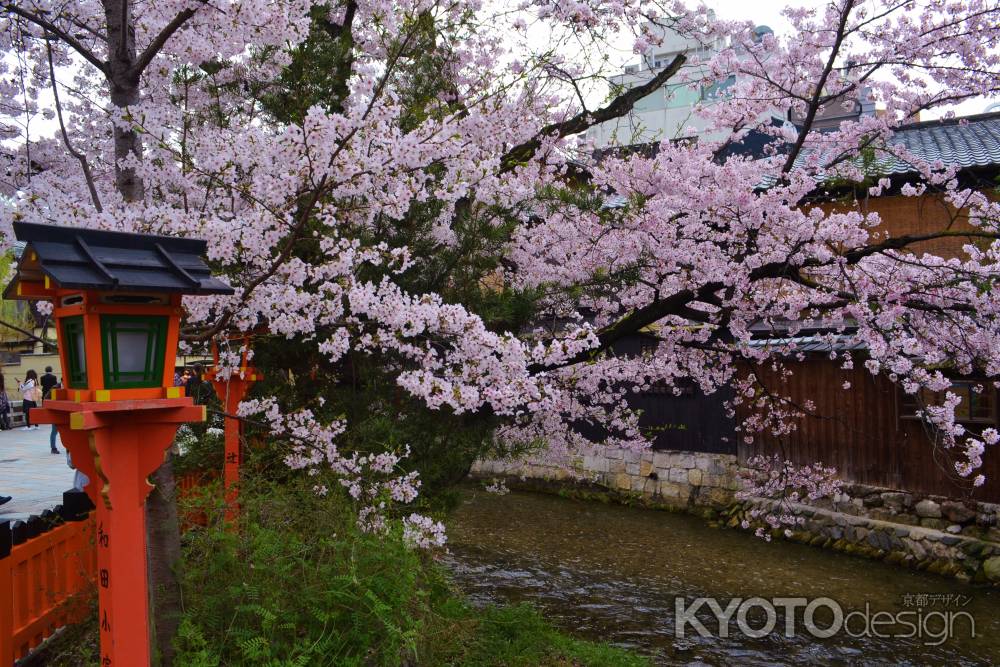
103,0,146,202
146,457,183,667
103,2,178,664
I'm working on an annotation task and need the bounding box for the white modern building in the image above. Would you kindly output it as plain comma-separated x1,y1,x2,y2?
584,24,777,149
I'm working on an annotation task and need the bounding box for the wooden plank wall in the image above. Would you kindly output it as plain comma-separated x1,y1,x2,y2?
738,359,1000,502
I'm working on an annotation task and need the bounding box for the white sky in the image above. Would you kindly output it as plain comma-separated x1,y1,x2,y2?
14,0,1000,145
697,1,996,118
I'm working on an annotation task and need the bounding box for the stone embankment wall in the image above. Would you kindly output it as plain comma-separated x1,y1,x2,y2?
472,448,1000,585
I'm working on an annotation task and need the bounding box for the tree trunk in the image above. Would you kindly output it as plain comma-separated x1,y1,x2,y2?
103,2,178,664
103,0,146,202
146,456,183,667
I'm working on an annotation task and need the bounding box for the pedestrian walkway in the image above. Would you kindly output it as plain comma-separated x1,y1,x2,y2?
0,427,75,522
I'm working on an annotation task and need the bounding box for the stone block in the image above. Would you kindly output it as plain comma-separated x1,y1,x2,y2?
670,468,689,484
652,452,672,469
613,473,632,491
676,454,696,469
905,538,928,559
915,499,942,518
700,487,734,507
695,455,713,471
882,492,912,510
941,501,976,524
984,556,1000,582
583,455,609,473
605,448,624,460
625,463,640,476
658,480,684,498
632,476,651,494
688,469,703,486
708,458,730,475
623,449,641,464
639,460,654,478
609,459,626,474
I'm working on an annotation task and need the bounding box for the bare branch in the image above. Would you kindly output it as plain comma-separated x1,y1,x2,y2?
501,53,688,170
780,0,856,174
46,34,103,212
2,3,108,74
0,318,56,351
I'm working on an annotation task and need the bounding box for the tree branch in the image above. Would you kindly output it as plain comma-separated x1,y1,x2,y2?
131,7,197,80
0,318,56,351
501,53,687,171
2,4,107,74
46,34,103,212
780,0,856,174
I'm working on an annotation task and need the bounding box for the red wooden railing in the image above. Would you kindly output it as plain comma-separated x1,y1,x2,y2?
1,477,213,665
1,494,97,666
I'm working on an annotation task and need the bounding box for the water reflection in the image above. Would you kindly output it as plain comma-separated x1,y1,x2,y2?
444,488,1000,666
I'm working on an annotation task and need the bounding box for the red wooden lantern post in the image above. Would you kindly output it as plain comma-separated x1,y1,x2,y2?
5,222,233,666
206,337,261,519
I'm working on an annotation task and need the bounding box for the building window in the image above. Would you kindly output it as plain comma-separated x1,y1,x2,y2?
665,83,702,109
702,75,736,102
100,315,168,389
61,315,88,388
899,381,997,425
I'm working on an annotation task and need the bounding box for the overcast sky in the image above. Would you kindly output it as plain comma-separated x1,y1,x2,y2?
690,1,996,118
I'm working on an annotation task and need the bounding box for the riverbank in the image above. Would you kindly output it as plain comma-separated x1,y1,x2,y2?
444,486,1000,665
23,476,651,667
472,451,1000,585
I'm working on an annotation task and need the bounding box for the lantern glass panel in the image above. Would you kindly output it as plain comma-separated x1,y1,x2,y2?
100,315,168,388
61,315,88,388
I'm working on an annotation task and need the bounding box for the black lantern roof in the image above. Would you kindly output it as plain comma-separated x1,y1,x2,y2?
4,222,234,297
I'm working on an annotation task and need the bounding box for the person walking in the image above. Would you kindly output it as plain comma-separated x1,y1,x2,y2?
18,370,40,431
40,366,60,453
185,364,206,403
0,373,11,430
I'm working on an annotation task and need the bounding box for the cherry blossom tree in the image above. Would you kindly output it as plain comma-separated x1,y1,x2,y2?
3,0,1000,580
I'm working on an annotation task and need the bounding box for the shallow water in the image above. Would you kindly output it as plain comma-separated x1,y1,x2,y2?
443,488,1000,666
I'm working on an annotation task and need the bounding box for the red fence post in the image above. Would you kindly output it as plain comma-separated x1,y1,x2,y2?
1,521,13,666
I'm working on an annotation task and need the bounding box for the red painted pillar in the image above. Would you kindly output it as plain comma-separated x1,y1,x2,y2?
209,366,260,520
35,399,203,667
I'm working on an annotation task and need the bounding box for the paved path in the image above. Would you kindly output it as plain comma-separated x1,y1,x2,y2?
0,426,76,522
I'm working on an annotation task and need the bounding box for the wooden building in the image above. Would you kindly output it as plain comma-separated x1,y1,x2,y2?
741,111,1000,502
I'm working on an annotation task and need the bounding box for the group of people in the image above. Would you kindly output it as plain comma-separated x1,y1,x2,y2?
175,364,208,401
0,367,77,509
0,366,59,441
0,364,205,509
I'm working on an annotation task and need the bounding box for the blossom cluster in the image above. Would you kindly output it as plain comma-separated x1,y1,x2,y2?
2,0,1000,537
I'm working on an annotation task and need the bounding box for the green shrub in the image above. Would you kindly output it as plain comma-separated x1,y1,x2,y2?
175,476,648,666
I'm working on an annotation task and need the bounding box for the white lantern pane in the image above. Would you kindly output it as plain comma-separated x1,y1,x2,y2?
73,331,87,373
116,331,151,373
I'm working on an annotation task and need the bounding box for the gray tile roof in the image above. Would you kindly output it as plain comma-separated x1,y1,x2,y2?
873,111,1000,175
747,335,867,353
5,222,233,298
599,111,1000,204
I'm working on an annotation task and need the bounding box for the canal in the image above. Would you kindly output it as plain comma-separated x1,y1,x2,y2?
444,488,1000,665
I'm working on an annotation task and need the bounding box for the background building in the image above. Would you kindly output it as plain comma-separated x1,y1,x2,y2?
584,23,780,148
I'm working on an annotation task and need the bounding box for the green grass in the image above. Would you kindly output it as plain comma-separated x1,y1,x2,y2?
24,475,651,666
429,603,649,666
171,475,650,666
